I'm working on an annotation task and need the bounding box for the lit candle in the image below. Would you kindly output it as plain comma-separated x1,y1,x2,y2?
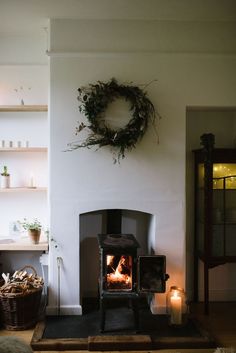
170,290,182,325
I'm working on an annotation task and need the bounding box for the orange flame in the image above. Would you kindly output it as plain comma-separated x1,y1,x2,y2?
106,255,132,290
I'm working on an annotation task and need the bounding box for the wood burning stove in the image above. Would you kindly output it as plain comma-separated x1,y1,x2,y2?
98,233,169,332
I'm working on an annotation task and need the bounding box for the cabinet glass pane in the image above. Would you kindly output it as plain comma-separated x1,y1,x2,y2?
197,222,204,254
198,164,204,189
225,190,236,223
196,160,236,258
213,190,224,224
197,164,204,254
225,225,236,256
197,163,204,228
213,164,236,189
212,225,224,257
212,164,236,257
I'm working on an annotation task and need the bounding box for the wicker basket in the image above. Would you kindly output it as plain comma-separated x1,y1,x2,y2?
0,278,4,328
0,266,43,330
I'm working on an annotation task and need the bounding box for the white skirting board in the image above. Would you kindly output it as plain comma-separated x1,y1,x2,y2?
46,305,82,316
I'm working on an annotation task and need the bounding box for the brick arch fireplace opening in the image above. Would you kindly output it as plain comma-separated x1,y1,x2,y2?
79,209,154,307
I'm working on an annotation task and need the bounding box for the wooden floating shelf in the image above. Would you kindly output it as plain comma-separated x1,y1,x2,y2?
0,105,47,112
0,147,47,152
0,187,47,193
0,239,48,251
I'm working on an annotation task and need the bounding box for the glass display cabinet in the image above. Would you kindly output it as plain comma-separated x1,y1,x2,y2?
193,133,236,314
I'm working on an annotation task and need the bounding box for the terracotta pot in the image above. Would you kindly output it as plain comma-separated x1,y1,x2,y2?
28,229,41,244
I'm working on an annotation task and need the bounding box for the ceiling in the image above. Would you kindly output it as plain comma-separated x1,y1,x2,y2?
1,0,236,35
0,0,236,65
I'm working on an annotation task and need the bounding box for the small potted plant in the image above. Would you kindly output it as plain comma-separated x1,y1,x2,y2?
20,218,42,244
1,166,10,188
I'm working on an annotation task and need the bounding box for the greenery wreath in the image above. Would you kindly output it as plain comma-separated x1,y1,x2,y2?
68,78,159,163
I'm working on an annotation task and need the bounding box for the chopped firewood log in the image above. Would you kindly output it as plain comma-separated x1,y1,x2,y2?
0,268,43,295
2,273,10,284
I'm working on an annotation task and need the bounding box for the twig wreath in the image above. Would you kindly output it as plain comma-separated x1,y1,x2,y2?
67,78,159,163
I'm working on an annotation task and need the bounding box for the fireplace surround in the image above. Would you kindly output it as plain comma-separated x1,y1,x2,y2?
97,233,169,332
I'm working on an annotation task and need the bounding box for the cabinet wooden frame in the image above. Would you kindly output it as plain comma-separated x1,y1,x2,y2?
193,134,236,314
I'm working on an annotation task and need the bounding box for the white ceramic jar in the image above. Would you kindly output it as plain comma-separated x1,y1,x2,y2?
1,175,10,188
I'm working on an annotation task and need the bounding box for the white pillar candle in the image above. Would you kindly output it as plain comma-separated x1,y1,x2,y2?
170,290,182,325
29,173,35,188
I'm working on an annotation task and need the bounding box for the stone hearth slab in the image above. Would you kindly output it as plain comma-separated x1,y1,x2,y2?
88,335,151,351
31,312,216,351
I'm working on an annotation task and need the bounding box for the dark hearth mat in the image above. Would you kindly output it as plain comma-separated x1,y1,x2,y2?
31,304,216,351
43,307,200,338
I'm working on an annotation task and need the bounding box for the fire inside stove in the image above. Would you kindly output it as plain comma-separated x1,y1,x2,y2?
106,255,132,291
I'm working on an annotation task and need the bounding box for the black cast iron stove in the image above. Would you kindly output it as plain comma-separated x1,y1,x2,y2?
97,233,169,332
98,233,140,332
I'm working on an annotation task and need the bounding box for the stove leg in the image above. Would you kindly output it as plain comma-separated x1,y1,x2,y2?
100,298,106,333
132,298,140,333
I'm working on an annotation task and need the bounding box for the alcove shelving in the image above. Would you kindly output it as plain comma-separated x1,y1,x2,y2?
0,187,47,193
0,240,48,251
0,104,48,190
0,104,48,249
0,147,47,152
0,105,47,112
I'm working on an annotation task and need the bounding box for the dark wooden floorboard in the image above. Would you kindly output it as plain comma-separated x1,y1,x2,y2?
190,302,236,347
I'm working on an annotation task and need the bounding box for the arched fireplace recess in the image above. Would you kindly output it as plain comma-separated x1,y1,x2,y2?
79,208,169,321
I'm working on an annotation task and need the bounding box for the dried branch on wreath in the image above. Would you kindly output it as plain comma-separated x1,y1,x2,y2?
67,78,160,163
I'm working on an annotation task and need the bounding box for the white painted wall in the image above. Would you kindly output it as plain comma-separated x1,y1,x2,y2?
48,18,236,314
0,66,48,105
